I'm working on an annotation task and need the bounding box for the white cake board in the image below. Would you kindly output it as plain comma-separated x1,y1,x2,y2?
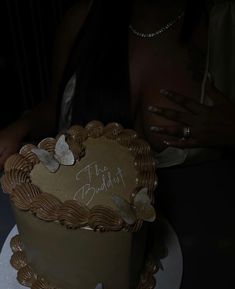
0,218,183,289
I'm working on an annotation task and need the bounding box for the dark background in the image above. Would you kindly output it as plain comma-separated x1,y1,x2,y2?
0,1,234,288
0,0,76,129
0,0,77,251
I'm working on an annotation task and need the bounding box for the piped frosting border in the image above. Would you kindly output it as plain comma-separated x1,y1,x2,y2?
1,121,157,232
10,234,158,289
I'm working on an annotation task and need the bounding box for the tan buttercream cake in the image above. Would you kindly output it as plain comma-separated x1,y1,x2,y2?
1,121,158,289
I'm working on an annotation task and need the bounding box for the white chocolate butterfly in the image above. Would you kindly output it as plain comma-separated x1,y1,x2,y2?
31,135,75,173
112,187,156,225
54,135,75,165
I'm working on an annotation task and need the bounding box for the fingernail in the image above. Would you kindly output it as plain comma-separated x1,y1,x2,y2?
160,89,168,95
148,105,162,113
163,140,170,146
207,73,214,84
150,126,164,132
148,105,154,111
160,89,173,98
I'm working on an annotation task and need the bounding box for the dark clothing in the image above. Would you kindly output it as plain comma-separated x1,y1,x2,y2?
57,0,132,129
157,157,235,289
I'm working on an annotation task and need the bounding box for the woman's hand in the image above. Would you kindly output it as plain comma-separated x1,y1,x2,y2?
148,82,235,148
0,124,25,170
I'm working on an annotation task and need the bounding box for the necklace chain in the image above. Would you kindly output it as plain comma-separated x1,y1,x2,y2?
129,12,184,39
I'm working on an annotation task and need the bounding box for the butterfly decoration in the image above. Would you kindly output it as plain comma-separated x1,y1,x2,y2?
31,135,75,173
112,187,156,225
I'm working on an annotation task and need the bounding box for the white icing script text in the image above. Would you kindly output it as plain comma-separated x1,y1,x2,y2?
73,162,126,205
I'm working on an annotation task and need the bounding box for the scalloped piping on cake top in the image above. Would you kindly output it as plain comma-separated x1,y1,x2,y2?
1,121,158,232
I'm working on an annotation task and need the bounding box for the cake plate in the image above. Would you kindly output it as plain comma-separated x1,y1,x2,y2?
0,218,183,289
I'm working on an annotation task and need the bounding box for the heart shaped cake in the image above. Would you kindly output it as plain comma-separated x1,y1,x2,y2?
1,120,158,289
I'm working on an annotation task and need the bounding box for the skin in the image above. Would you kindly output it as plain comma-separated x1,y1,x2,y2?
130,0,205,150
130,0,235,151
0,0,234,169
148,82,235,148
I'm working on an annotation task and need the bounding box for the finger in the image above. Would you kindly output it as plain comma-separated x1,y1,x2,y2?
148,105,194,125
0,155,6,170
163,137,197,148
0,148,5,161
0,147,4,155
150,125,192,138
0,148,12,169
160,89,207,114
